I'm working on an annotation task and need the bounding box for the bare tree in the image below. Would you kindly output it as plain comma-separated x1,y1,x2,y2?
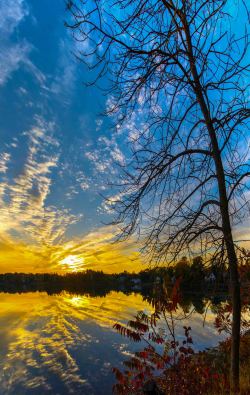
66,0,250,391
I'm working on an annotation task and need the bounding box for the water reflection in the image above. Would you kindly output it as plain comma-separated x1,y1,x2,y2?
0,291,225,395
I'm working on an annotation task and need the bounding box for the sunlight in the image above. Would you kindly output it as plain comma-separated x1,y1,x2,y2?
59,255,85,272
64,295,90,308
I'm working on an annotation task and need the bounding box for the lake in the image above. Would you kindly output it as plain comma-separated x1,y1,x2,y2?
0,291,226,395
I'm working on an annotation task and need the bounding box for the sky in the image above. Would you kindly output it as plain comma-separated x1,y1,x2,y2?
0,0,144,273
0,0,249,274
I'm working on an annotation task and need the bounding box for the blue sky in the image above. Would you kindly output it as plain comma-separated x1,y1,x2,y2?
0,0,141,273
0,0,111,233
0,0,249,273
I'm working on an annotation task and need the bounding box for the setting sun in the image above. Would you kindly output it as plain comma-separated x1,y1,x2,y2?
59,255,85,272
0,0,249,393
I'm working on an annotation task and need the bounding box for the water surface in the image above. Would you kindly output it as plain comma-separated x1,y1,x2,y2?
0,291,225,395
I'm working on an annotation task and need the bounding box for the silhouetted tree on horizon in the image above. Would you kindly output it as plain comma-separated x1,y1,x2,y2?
66,1,250,391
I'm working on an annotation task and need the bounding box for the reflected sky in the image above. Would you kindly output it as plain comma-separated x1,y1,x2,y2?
0,291,225,395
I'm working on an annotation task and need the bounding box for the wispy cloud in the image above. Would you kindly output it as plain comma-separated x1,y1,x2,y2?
0,0,28,33
50,33,90,105
50,225,144,273
0,0,45,86
50,38,77,104
0,41,31,86
0,117,78,249
0,152,11,173
84,133,125,182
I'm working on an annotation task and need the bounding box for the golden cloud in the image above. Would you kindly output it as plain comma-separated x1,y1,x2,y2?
0,117,145,274
0,225,144,273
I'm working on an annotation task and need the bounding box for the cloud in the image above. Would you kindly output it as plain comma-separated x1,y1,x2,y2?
0,152,11,173
0,0,28,33
0,222,144,273
50,38,77,102
0,0,46,86
0,117,78,250
50,225,144,273
76,171,90,191
0,0,28,85
50,33,90,104
0,41,32,86
58,162,91,200
100,191,126,214
0,115,142,274
84,134,125,182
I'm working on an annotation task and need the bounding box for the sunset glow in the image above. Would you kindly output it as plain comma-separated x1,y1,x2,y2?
59,255,85,272
0,0,249,277
0,1,249,394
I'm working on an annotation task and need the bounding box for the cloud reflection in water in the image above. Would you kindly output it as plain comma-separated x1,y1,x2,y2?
0,291,224,394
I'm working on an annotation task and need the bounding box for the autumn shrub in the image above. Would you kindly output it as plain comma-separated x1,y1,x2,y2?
112,270,250,395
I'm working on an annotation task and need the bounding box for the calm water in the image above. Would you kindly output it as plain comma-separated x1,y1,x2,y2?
0,291,225,395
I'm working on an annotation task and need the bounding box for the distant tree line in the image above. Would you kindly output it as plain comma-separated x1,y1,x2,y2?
1,255,247,297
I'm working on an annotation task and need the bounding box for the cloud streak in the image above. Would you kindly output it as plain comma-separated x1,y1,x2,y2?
49,225,144,273
0,0,45,87
0,117,78,256
0,117,143,274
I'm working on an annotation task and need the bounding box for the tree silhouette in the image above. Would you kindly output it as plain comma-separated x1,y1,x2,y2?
66,1,250,391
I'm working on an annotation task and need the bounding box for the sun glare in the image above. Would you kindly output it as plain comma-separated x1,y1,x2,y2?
59,255,85,272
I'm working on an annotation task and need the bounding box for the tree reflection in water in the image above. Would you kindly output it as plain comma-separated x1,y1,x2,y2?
112,279,249,394
0,287,227,395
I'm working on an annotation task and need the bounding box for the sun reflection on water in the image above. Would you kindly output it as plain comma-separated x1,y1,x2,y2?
0,291,153,394
0,291,224,395
64,295,90,307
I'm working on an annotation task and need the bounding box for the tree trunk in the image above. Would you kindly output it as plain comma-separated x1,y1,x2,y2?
227,243,241,393
181,15,241,393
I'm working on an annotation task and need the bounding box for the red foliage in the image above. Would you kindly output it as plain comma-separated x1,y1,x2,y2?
113,323,228,394
112,268,250,394
113,323,142,342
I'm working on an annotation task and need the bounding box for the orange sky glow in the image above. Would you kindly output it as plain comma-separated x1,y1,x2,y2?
0,225,145,274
